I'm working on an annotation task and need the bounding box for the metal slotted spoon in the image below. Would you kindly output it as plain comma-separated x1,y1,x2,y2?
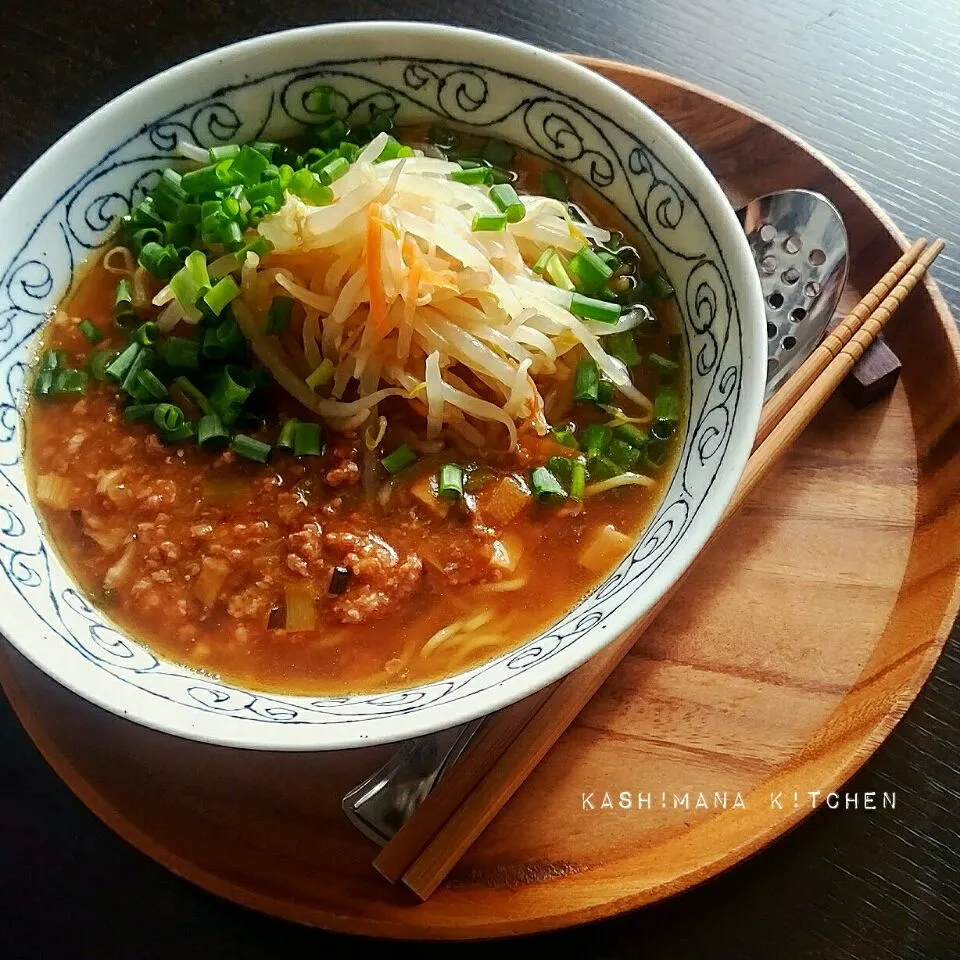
343,188,849,848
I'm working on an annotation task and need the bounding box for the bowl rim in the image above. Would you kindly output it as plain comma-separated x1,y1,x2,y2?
0,21,767,750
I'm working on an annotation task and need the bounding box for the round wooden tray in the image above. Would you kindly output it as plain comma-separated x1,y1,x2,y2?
2,59,958,940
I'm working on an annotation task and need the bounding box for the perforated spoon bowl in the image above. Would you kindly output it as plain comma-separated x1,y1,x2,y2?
343,188,850,848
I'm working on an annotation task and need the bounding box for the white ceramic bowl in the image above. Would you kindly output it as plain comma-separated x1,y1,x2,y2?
0,23,765,750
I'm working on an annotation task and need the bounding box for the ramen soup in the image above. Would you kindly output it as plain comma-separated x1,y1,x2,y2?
25,99,684,695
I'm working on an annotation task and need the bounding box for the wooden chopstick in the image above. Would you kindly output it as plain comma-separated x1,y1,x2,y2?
382,238,944,899
756,237,927,445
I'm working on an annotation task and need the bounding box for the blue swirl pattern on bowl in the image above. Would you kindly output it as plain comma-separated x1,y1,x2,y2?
0,53,744,739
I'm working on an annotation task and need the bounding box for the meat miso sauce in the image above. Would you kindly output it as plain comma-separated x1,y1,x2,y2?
25,99,684,695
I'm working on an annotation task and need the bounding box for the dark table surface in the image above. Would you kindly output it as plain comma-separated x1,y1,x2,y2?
1,1,958,957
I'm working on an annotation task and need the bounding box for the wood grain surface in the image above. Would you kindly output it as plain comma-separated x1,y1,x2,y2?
1,2,958,958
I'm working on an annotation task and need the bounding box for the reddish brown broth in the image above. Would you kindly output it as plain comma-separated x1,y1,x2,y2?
25,149,683,695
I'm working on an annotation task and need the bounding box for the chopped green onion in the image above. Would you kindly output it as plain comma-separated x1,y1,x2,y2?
160,421,196,444
612,423,648,449
218,220,244,250
123,402,158,422
51,369,88,396
306,359,334,390
646,352,679,373
251,141,280,162
202,316,245,362
573,358,599,403
570,293,621,324
540,169,569,201
428,126,459,151
159,336,200,370
316,156,349,185
530,465,566,502
596,379,615,405
450,166,492,186
131,227,163,254
113,278,137,326
105,341,140,382
551,425,578,449
651,418,677,441
38,349,65,373
288,169,334,205
169,251,210,315
488,166,514,185
245,178,284,208
78,318,102,344
132,369,168,402
545,253,574,291
232,145,269,186
338,141,360,163
471,212,508,232
588,456,621,481
197,412,229,449
374,136,405,163
581,423,611,460
135,321,159,347
32,370,54,396
203,276,240,317
567,245,614,295
276,419,297,451
88,349,116,382
153,403,184,432
533,246,555,275
604,331,641,366
437,464,465,500
138,241,181,279
231,433,271,463
489,183,525,223
180,160,240,196
642,271,675,301
546,456,574,489
207,144,240,162
171,376,210,414
608,438,641,471
266,296,294,335
482,139,515,168
569,460,586,501
209,365,255,426
645,438,669,470
120,347,153,397
293,421,323,457
381,443,417,475
654,387,681,423
315,119,348,147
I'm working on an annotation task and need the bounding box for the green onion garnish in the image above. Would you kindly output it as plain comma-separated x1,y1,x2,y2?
540,169,569,201
551,425,578,449
159,336,200,370
608,438,641,471
251,141,280,161
567,245,614,295
645,437,669,471
573,358,599,403
604,331,641,367
88,349,116,382
482,139,515,168
546,456,574,489
160,421,196,445
32,370,54,396
78,318,102,344
202,317,244,362
113,278,137,326
138,241,181,279
381,443,417,475
39,349,65,373
209,365,255,426
120,347,153,397
293,421,323,457
612,423,648,449
306,359,335,390
545,253,574,291
232,145,269,186
153,402,184,433
569,461,586,501
169,251,210,316
277,419,298,451
132,369,168,402
471,212,508,232
642,271,675,301
202,275,241,317
51,369,88,396
375,136,406,163
530,465,566,502
266,296,294,335
489,183,525,223
570,293,621,324
316,156,350,185
135,321,159,347
596,379,615,405
289,169,334,206
123,403,158,422
450,167,492,186
654,386,681,424
207,144,240,163
581,423,612,460
230,433,271,463
651,418,677,441
197,412,229,449
438,464,465,500
180,160,240,196
588,456,621,481
533,247,555,275
646,352,679,373
104,342,141,382
171,376,210,414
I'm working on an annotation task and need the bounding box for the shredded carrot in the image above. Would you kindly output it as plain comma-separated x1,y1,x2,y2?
366,202,388,331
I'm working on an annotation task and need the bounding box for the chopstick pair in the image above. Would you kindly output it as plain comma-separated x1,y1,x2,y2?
374,237,945,899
